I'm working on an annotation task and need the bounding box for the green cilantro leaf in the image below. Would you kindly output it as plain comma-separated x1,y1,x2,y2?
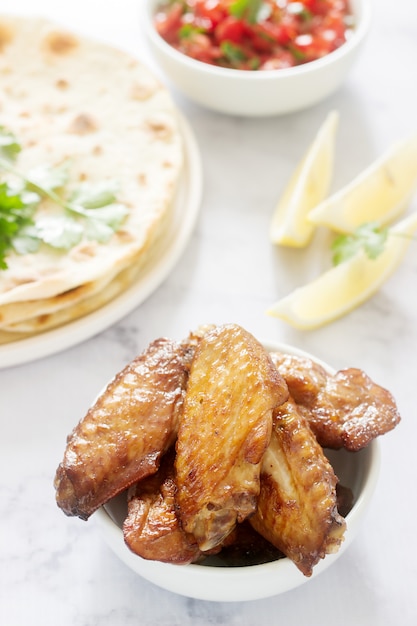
12,226,41,256
229,0,265,24
68,180,119,210
0,243,8,270
288,44,307,62
83,218,116,244
0,182,40,269
34,215,84,250
248,56,261,70
220,41,248,66
67,181,128,242
26,162,71,193
0,182,39,216
299,8,313,22
331,222,389,266
178,24,205,40
0,127,129,270
0,126,21,162
83,204,129,229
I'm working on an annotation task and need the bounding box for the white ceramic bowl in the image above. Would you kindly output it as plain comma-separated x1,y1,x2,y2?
141,0,371,117
95,341,380,602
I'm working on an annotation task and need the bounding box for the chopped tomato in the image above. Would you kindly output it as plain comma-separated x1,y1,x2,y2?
154,2,184,43
154,0,354,71
215,16,246,44
301,0,333,16
194,0,228,29
253,19,298,50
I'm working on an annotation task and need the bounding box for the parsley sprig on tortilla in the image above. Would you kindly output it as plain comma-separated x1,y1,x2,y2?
0,126,128,270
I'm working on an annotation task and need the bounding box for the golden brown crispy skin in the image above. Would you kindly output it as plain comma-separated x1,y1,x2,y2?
271,353,401,451
270,353,328,405
250,397,346,577
123,449,202,565
123,449,268,566
55,338,192,520
175,324,289,552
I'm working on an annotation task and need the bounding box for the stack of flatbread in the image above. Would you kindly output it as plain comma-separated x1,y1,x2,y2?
0,15,184,343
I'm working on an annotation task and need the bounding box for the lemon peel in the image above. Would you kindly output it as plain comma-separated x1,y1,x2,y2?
308,135,417,233
267,211,417,330
269,110,339,248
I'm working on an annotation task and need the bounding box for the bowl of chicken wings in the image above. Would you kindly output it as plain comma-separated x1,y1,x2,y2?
54,324,399,602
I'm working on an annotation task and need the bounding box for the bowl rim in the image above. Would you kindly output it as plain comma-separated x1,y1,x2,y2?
95,339,381,601
141,0,372,81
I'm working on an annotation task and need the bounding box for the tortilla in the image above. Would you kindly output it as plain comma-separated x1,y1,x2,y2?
0,15,183,337
1,254,147,334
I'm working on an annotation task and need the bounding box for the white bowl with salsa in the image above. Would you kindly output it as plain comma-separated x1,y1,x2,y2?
142,0,371,116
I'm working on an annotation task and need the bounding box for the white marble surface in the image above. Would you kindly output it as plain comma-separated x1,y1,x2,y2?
1,0,416,623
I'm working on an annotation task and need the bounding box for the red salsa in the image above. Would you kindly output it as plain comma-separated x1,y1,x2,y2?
154,0,354,71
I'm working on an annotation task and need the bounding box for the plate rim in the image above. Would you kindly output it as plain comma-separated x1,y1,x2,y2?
0,113,203,369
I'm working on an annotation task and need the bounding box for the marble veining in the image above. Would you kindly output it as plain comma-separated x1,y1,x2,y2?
1,1,416,624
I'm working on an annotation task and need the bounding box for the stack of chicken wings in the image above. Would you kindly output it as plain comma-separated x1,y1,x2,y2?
55,324,400,576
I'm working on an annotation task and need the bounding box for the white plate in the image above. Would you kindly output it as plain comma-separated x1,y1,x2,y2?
95,341,381,602
0,115,202,369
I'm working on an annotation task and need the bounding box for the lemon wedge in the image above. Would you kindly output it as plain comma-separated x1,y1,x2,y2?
267,211,417,330
309,135,417,233
270,110,339,247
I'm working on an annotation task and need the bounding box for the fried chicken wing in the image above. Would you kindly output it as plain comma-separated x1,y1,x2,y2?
175,324,289,551
123,449,202,565
55,338,192,520
54,324,401,573
270,353,328,405
123,450,281,566
250,397,346,577
271,353,401,450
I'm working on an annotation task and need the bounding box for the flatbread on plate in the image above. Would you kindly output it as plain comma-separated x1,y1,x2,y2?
0,15,184,339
